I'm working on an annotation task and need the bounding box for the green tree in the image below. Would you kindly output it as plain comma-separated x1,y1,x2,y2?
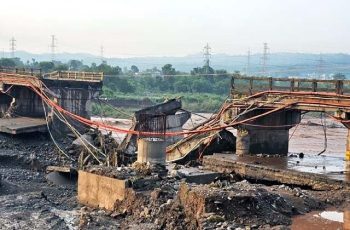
161,64,176,75
97,63,122,75
55,64,69,71
68,60,83,70
39,61,55,72
191,78,211,93
191,66,214,76
215,69,228,77
174,77,191,92
0,58,17,67
131,65,139,73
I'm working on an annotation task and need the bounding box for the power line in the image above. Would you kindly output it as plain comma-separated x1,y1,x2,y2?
261,42,269,76
317,53,326,79
100,45,104,63
9,37,16,58
246,49,251,76
203,43,211,74
49,35,57,61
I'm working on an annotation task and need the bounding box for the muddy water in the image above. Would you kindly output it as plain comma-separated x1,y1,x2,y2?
292,209,350,230
218,153,350,182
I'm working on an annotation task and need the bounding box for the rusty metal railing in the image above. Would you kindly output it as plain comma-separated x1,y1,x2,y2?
138,113,167,139
231,76,350,96
44,71,104,82
0,67,42,76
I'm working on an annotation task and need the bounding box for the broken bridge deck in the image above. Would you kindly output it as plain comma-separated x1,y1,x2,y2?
203,153,350,190
0,117,47,134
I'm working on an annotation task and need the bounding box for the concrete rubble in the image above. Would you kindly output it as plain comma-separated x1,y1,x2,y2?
1,89,350,229
1,128,350,229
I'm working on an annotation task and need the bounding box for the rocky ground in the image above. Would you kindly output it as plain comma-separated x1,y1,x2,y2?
0,132,78,229
0,116,350,229
76,168,350,230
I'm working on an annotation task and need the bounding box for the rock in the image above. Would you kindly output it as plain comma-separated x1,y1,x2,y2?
68,150,75,154
72,134,93,147
207,215,225,223
170,169,181,178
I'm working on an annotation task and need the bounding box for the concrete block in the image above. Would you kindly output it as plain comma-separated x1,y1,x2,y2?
176,167,220,184
78,170,128,211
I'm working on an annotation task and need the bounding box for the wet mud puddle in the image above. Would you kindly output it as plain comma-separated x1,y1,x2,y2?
292,210,349,230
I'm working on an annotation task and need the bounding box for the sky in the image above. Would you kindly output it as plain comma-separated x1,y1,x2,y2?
0,0,349,57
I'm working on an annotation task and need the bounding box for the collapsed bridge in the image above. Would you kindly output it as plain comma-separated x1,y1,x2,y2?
2,69,350,162
166,76,350,162
0,68,103,134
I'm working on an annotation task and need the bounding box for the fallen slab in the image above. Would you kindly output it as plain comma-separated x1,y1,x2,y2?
46,165,76,174
0,117,47,134
77,165,166,211
203,154,350,190
172,167,220,184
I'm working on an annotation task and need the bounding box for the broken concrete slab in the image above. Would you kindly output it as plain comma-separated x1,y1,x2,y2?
203,154,350,190
46,165,76,174
0,117,47,134
170,167,220,184
167,129,236,163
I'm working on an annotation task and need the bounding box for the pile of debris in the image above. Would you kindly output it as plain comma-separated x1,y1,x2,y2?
66,129,122,168
77,166,328,230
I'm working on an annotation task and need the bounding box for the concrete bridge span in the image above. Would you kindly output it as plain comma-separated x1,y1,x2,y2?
167,76,350,162
229,76,350,160
0,69,103,134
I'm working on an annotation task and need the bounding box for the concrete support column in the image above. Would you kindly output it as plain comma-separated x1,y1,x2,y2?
234,109,300,156
236,129,250,156
235,128,289,155
137,138,166,165
249,129,289,155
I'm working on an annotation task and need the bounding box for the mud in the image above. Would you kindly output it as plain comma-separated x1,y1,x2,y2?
0,132,78,230
0,115,350,229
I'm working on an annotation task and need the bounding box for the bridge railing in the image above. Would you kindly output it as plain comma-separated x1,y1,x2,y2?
231,76,350,96
44,71,104,82
0,67,42,76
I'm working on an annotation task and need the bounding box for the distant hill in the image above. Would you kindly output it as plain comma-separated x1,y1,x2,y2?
4,51,350,77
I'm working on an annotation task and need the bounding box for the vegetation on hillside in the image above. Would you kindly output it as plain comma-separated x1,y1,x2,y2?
1,57,346,116
0,58,235,114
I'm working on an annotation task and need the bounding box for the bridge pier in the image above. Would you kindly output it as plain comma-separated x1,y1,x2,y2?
0,71,103,135
43,79,102,133
234,109,301,156
237,129,289,155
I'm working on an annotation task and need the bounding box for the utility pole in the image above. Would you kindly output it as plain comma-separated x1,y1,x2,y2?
203,43,211,74
50,35,57,61
246,49,251,76
317,53,325,79
261,42,269,76
9,37,16,58
100,45,104,63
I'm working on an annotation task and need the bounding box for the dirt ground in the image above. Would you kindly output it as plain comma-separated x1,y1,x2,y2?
0,115,349,229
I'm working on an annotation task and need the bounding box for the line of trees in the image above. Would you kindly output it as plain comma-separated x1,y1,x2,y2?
0,57,233,95
0,58,122,75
